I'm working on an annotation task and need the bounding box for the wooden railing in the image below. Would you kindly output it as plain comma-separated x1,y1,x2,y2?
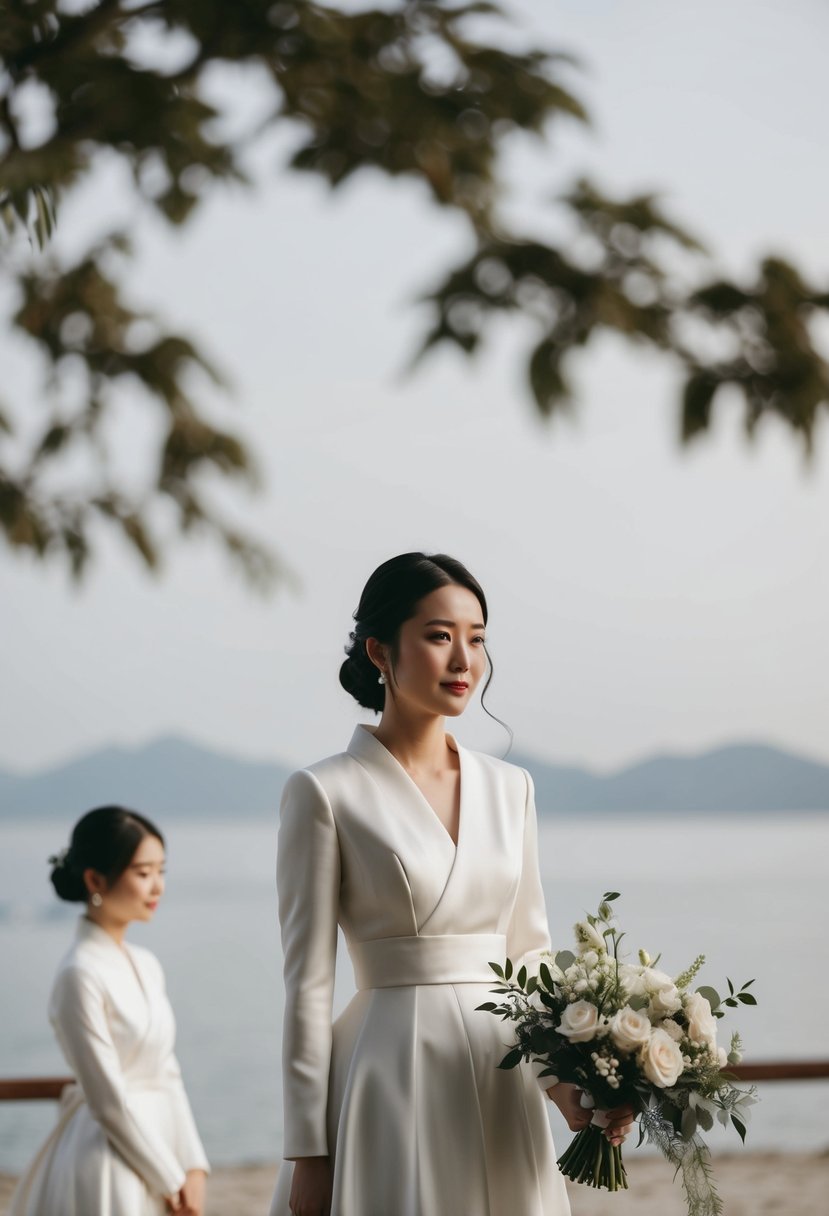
729,1060,829,1083
1,1061,828,1103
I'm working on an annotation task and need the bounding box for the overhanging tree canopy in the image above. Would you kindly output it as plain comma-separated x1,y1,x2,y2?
2,0,827,583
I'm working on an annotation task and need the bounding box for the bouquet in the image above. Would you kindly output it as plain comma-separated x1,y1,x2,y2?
478,892,757,1216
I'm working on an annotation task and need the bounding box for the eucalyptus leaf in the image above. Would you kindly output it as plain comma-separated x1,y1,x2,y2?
696,986,721,1011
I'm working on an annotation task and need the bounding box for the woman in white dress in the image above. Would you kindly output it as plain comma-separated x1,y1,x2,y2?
10,805,209,1216
270,553,633,1216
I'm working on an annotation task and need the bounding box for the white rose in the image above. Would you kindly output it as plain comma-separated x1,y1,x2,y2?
684,991,718,1050
650,985,682,1016
557,1000,600,1042
717,1046,728,1069
575,921,607,954
619,964,647,997
660,1018,683,1042
643,968,682,1015
639,1028,684,1088
609,1006,652,1052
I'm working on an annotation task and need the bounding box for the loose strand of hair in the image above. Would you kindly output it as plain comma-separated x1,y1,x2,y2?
480,646,513,758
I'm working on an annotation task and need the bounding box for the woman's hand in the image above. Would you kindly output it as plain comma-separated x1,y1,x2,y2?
546,1084,636,1146
165,1170,206,1216
603,1102,636,1147
545,1082,593,1132
289,1155,333,1216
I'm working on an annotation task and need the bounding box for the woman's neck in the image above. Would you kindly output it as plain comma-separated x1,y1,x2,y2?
85,908,128,947
372,710,452,773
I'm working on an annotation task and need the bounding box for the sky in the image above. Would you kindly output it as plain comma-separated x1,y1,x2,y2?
2,0,828,776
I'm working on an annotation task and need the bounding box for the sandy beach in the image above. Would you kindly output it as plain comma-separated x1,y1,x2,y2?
2,1151,827,1215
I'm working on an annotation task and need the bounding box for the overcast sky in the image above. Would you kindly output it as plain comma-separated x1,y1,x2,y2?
2,0,828,776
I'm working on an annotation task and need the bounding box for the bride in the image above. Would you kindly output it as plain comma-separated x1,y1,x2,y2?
10,805,209,1216
270,552,633,1216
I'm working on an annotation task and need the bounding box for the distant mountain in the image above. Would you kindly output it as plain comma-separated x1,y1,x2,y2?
0,736,290,818
0,736,827,819
515,741,829,814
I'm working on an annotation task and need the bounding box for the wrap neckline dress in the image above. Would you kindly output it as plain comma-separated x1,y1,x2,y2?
270,724,571,1216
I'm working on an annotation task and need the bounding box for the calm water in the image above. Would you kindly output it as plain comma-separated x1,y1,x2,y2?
1,814,827,1172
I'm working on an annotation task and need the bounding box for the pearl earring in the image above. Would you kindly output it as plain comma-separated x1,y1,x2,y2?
90,893,103,907
378,671,387,685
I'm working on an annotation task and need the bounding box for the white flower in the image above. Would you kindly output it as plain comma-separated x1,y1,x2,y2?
643,969,682,1015
582,950,599,969
608,1006,652,1052
684,991,718,1051
575,920,607,954
717,1046,728,1069
574,978,589,994
557,1000,601,1042
619,964,647,997
639,1028,684,1088
660,1018,683,1042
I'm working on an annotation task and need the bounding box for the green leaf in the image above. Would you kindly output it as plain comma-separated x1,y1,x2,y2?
736,993,757,1005
488,961,504,978
498,1048,524,1070
696,986,721,1011
555,950,576,971
526,975,538,995
504,957,513,981
603,892,621,901
731,1117,747,1144
538,962,554,991
475,1002,497,1011
516,964,527,990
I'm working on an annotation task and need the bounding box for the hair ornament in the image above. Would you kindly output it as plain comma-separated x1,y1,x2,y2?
49,847,70,870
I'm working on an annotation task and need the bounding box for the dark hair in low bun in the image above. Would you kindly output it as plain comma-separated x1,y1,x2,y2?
49,805,165,903
339,552,489,713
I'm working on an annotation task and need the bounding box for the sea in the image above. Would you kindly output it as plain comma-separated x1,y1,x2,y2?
1,813,827,1173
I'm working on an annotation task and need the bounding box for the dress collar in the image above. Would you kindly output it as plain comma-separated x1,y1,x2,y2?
75,915,128,954
346,723,460,766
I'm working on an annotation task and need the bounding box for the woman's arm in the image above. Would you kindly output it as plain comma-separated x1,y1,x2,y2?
277,769,341,1160
505,769,558,1094
161,1052,210,1175
505,769,552,973
50,965,186,1198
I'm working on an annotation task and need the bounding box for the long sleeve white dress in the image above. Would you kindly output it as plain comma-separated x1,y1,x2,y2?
269,724,571,1216
10,916,209,1216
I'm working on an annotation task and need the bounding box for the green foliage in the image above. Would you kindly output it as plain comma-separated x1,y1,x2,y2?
1,1,826,581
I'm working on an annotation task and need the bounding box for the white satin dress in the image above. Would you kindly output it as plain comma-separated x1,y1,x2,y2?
10,917,209,1216
269,724,570,1216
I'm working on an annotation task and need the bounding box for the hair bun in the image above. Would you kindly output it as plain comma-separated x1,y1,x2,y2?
49,847,87,903
339,644,384,713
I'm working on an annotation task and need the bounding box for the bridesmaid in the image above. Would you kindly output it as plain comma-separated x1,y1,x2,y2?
10,805,209,1216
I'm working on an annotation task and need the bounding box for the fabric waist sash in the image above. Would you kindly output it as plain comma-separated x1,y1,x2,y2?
350,933,506,989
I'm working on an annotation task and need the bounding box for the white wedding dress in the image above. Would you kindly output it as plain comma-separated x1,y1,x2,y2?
269,724,571,1216
10,917,209,1216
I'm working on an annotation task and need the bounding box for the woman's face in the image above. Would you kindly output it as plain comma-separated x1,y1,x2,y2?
381,583,488,718
88,833,166,925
